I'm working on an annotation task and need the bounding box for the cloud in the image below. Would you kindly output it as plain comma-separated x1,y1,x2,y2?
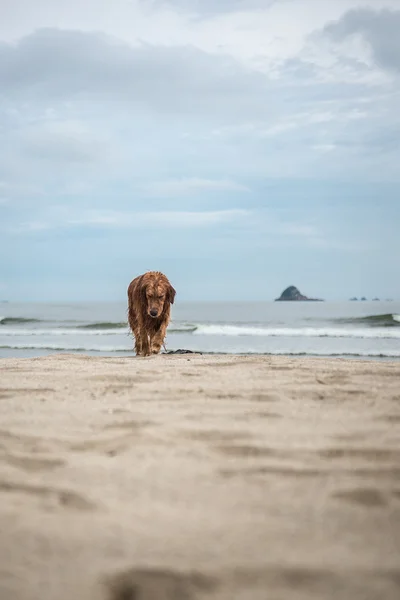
0,28,266,118
1,21,399,190
323,8,400,74
152,0,277,17
3,205,328,248
4,208,250,234
0,1,399,301
142,178,249,197
72,208,249,228
19,119,109,164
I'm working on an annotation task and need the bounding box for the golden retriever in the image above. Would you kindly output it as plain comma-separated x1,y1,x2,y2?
127,271,176,356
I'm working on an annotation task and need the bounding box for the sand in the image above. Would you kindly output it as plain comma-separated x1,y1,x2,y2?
0,353,399,600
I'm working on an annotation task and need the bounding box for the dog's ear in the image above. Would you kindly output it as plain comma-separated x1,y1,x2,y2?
139,277,148,304
167,284,176,305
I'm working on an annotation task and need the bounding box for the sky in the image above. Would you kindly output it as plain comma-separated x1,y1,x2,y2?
0,0,399,302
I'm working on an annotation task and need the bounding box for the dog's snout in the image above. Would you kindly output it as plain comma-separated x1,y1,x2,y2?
149,309,158,317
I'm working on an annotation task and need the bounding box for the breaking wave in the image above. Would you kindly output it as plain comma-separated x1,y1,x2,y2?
0,317,197,333
76,321,127,330
2,323,400,340
0,317,42,325
0,328,126,336
335,313,400,327
77,322,197,332
192,324,400,339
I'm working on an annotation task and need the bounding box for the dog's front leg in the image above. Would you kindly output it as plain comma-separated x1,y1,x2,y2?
140,333,151,357
134,335,143,356
135,327,151,356
151,322,168,355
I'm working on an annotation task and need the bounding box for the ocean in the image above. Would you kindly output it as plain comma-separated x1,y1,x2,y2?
1,300,399,360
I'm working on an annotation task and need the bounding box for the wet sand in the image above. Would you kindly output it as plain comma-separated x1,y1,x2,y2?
0,353,399,600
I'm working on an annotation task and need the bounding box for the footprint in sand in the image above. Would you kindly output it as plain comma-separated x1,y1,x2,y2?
104,565,400,600
380,414,400,423
333,487,388,508
0,480,95,511
229,565,400,598
104,567,216,600
2,453,65,473
234,411,282,420
93,375,159,385
0,387,55,397
250,393,280,402
0,429,64,454
216,444,279,458
103,419,153,431
71,434,134,456
182,429,251,443
220,465,325,479
70,420,154,456
318,448,400,461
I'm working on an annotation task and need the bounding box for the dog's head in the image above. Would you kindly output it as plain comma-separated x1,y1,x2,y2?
141,272,176,319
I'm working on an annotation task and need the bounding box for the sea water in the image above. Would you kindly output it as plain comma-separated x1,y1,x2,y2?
1,301,399,359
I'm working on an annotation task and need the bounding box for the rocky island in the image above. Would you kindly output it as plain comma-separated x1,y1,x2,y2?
275,285,324,302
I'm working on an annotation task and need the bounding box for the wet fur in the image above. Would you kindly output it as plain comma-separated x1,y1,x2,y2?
127,271,176,356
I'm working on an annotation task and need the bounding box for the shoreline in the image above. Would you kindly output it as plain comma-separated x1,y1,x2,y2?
1,354,399,600
1,349,399,361
1,300,400,362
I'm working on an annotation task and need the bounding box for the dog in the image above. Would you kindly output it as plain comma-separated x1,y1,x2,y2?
127,271,176,356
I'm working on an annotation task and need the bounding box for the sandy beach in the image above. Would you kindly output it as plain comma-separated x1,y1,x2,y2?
0,353,399,600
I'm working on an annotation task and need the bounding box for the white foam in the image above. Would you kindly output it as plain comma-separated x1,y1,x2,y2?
193,324,400,339
0,342,131,351
0,328,124,336
1,343,399,358
1,326,192,336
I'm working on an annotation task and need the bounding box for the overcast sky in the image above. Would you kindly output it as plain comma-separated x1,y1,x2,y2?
1,0,399,302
